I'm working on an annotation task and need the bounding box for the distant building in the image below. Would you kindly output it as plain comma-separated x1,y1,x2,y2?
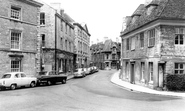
73,23,91,68
0,0,42,77
120,0,185,89
38,1,75,75
90,39,121,70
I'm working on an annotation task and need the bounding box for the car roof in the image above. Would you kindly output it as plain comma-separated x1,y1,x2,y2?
4,72,24,75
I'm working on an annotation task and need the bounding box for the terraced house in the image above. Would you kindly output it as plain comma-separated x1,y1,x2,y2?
38,1,75,75
120,0,185,89
0,0,42,77
73,23,91,68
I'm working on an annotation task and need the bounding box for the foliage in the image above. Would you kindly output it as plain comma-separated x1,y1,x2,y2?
166,74,185,91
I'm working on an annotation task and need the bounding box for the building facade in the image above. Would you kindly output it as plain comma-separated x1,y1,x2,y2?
73,23,91,68
0,0,42,77
90,42,105,70
39,2,75,75
120,0,185,89
90,39,121,70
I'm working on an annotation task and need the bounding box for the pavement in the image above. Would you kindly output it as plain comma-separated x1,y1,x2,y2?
111,71,185,98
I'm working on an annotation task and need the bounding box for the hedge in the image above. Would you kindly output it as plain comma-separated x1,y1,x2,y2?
166,74,185,91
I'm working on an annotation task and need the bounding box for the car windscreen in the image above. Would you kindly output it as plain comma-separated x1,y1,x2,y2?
2,74,11,78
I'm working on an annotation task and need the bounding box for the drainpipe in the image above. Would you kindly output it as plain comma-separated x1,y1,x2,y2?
55,11,57,75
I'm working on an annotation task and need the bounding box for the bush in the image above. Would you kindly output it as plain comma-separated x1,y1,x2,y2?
166,74,185,91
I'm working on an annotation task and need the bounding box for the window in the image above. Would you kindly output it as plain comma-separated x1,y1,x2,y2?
21,73,26,77
140,32,144,48
11,60,21,72
69,42,71,52
11,31,21,50
175,28,184,45
40,13,45,25
41,34,45,47
65,40,67,51
141,62,145,80
61,20,63,31
11,6,21,20
149,62,153,82
60,38,63,50
131,37,135,50
126,38,130,50
106,54,109,59
65,24,67,34
174,63,184,74
148,29,155,47
112,54,116,60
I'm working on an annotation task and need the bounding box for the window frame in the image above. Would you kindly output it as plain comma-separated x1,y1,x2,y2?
140,32,144,48
148,29,155,47
126,38,130,50
40,12,45,25
141,62,145,81
10,30,22,50
131,36,136,50
10,5,21,20
174,63,184,74
149,62,153,83
11,59,21,72
175,28,184,45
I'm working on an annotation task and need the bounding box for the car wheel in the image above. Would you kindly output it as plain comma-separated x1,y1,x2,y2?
47,81,51,86
10,84,16,90
62,79,66,84
30,82,35,88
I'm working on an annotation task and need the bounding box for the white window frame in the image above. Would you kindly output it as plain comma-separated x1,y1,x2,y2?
141,62,145,81
11,59,21,72
11,6,21,20
140,32,144,48
175,28,184,45
149,62,153,83
40,12,45,25
10,31,21,50
174,63,184,74
148,29,155,47
131,37,136,50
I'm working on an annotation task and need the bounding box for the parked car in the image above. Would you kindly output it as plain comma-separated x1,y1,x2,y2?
84,67,91,75
0,72,37,90
74,68,86,78
94,66,99,72
37,71,67,86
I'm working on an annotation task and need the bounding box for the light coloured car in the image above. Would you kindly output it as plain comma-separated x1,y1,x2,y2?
0,72,37,90
84,68,91,75
74,68,86,78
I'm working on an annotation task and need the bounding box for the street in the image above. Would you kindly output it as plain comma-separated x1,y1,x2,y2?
0,70,185,111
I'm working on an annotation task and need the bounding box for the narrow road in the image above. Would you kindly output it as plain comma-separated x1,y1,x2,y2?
0,70,184,111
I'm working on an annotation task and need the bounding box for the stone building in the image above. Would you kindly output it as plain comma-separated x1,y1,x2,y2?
73,23,91,68
38,2,75,75
120,0,185,89
90,42,104,70
90,39,121,70
0,0,42,77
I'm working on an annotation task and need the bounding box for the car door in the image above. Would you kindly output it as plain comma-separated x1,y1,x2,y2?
20,73,29,86
14,73,22,86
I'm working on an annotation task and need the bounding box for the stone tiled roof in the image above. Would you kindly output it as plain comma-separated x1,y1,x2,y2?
121,0,185,36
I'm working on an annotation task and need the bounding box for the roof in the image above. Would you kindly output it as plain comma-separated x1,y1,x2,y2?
17,0,43,7
121,0,185,36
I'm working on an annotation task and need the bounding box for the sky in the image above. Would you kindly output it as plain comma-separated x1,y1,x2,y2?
43,0,146,44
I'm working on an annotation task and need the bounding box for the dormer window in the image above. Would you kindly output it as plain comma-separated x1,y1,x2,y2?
145,0,158,15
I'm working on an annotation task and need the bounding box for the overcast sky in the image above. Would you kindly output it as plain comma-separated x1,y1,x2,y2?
43,0,146,44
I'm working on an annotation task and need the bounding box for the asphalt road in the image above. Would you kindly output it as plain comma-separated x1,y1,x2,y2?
0,70,185,111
